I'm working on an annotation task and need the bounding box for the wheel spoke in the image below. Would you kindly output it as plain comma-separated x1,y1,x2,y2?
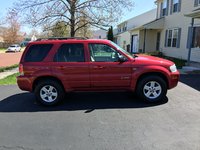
145,91,152,97
41,94,47,100
49,86,54,92
153,92,158,97
155,86,161,91
144,85,150,90
42,87,48,93
48,96,53,102
52,92,58,97
150,81,155,87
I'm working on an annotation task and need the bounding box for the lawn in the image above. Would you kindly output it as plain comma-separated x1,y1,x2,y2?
145,51,186,69
0,48,6,52
0,64,19,73
0,73,19,85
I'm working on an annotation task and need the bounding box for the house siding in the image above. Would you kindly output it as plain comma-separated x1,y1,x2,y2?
157,0,200,62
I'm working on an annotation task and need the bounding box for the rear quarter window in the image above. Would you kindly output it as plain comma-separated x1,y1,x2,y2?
24,44,53,62
54,43,85,62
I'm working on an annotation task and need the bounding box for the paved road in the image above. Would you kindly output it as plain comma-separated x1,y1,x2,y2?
0,78,200,150
0,52,22,67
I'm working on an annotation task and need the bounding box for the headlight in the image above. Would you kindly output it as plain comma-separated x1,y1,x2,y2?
169,64,177,73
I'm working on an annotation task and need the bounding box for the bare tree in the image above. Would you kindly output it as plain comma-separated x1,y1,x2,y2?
2,9,24,44
14,0,134,37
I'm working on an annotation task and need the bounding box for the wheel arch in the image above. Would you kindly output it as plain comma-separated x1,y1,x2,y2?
135,72,169,90
32,76,65,92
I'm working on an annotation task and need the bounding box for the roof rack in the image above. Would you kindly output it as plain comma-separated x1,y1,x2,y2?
36,37,88,41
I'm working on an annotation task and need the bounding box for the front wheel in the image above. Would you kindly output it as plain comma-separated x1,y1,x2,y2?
136,76,167,103
34,80,65,106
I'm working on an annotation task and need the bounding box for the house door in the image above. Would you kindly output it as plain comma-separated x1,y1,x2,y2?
156,32,161,51
131,35,139,53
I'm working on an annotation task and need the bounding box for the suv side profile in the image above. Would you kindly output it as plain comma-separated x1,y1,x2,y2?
17,38,180,106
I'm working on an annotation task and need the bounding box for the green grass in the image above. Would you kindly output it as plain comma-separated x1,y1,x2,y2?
0,73,19,85
162,56,186,69
0,48,6,52
145,51,186,69
0,64,19,73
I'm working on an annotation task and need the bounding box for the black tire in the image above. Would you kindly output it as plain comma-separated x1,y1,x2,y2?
34,79,65,106
136,76,167,103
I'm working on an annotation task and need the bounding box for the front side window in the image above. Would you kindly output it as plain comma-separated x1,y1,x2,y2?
89,44,125,62
24,44,53,62
167,29,180,47
54,44,85,62
192,27,200,48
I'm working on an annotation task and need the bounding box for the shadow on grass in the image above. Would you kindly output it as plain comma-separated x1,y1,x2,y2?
0,92,168,113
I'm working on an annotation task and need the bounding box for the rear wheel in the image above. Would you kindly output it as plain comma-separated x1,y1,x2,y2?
34,80,65,106
136,76,167,103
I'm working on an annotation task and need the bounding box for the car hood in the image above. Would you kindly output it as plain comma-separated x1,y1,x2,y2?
134,54,174,67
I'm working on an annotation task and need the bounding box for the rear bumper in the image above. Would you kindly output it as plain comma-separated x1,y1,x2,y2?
168,71,180,89
17,75,33,92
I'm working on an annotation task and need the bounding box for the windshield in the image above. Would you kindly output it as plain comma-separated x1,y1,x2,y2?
10,45,16,47
110,41,133,58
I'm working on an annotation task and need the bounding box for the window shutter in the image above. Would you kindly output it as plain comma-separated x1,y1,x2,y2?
160,3,163,17
165,30,168,47
187,27,192,48
166,0,169,15
194,0,198,7
178,0,182,12
170,0,173,14
177,28,182,48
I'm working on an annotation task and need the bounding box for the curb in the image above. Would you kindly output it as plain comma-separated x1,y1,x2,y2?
0,68,18,80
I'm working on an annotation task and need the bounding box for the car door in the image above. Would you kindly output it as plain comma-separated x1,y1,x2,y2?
52,43,90,89
89,43,132,88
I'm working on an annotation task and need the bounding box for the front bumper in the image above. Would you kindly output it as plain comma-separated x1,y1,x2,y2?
168,71,180,89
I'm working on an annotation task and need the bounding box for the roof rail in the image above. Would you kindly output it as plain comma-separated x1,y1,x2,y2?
36,37,88,41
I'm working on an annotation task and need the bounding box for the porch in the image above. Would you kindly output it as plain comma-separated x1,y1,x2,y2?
129,18,164,53
185,8,200,65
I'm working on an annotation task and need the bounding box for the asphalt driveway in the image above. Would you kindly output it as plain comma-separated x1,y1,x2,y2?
0,76,199,150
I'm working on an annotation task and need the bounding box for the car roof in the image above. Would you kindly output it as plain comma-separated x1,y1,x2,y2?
29,38,112,45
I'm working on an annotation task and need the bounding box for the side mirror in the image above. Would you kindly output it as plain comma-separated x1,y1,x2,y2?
118,55,127,62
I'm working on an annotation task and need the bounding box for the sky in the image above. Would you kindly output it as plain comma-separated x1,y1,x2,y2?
0,0,156,33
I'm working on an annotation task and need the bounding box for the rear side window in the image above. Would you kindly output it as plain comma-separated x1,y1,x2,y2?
54,44,85,62
24,44,53,62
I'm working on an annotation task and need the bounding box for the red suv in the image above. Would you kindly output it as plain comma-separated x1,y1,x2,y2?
17,38,179,105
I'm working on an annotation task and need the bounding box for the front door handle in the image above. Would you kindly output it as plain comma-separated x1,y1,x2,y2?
93,66,104,69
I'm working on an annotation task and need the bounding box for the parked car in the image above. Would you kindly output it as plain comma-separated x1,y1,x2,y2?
6,44,21,52
17,38,180,106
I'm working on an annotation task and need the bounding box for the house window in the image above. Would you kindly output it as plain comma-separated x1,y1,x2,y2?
118,26,122,33
166,28,180,47
162,0,167,16
173,0,179,13
122,23,127,32
192,27,200,48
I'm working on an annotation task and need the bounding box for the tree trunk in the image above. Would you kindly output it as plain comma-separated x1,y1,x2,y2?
70,1,76,37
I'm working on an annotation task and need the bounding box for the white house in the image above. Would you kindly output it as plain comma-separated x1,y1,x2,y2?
149,0,200,62
114,9,157,53
92,29,107,39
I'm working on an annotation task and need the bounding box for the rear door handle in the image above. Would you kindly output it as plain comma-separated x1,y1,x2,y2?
57,66,65,70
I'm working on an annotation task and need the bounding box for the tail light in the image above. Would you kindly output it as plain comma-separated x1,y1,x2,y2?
19,64,24,76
